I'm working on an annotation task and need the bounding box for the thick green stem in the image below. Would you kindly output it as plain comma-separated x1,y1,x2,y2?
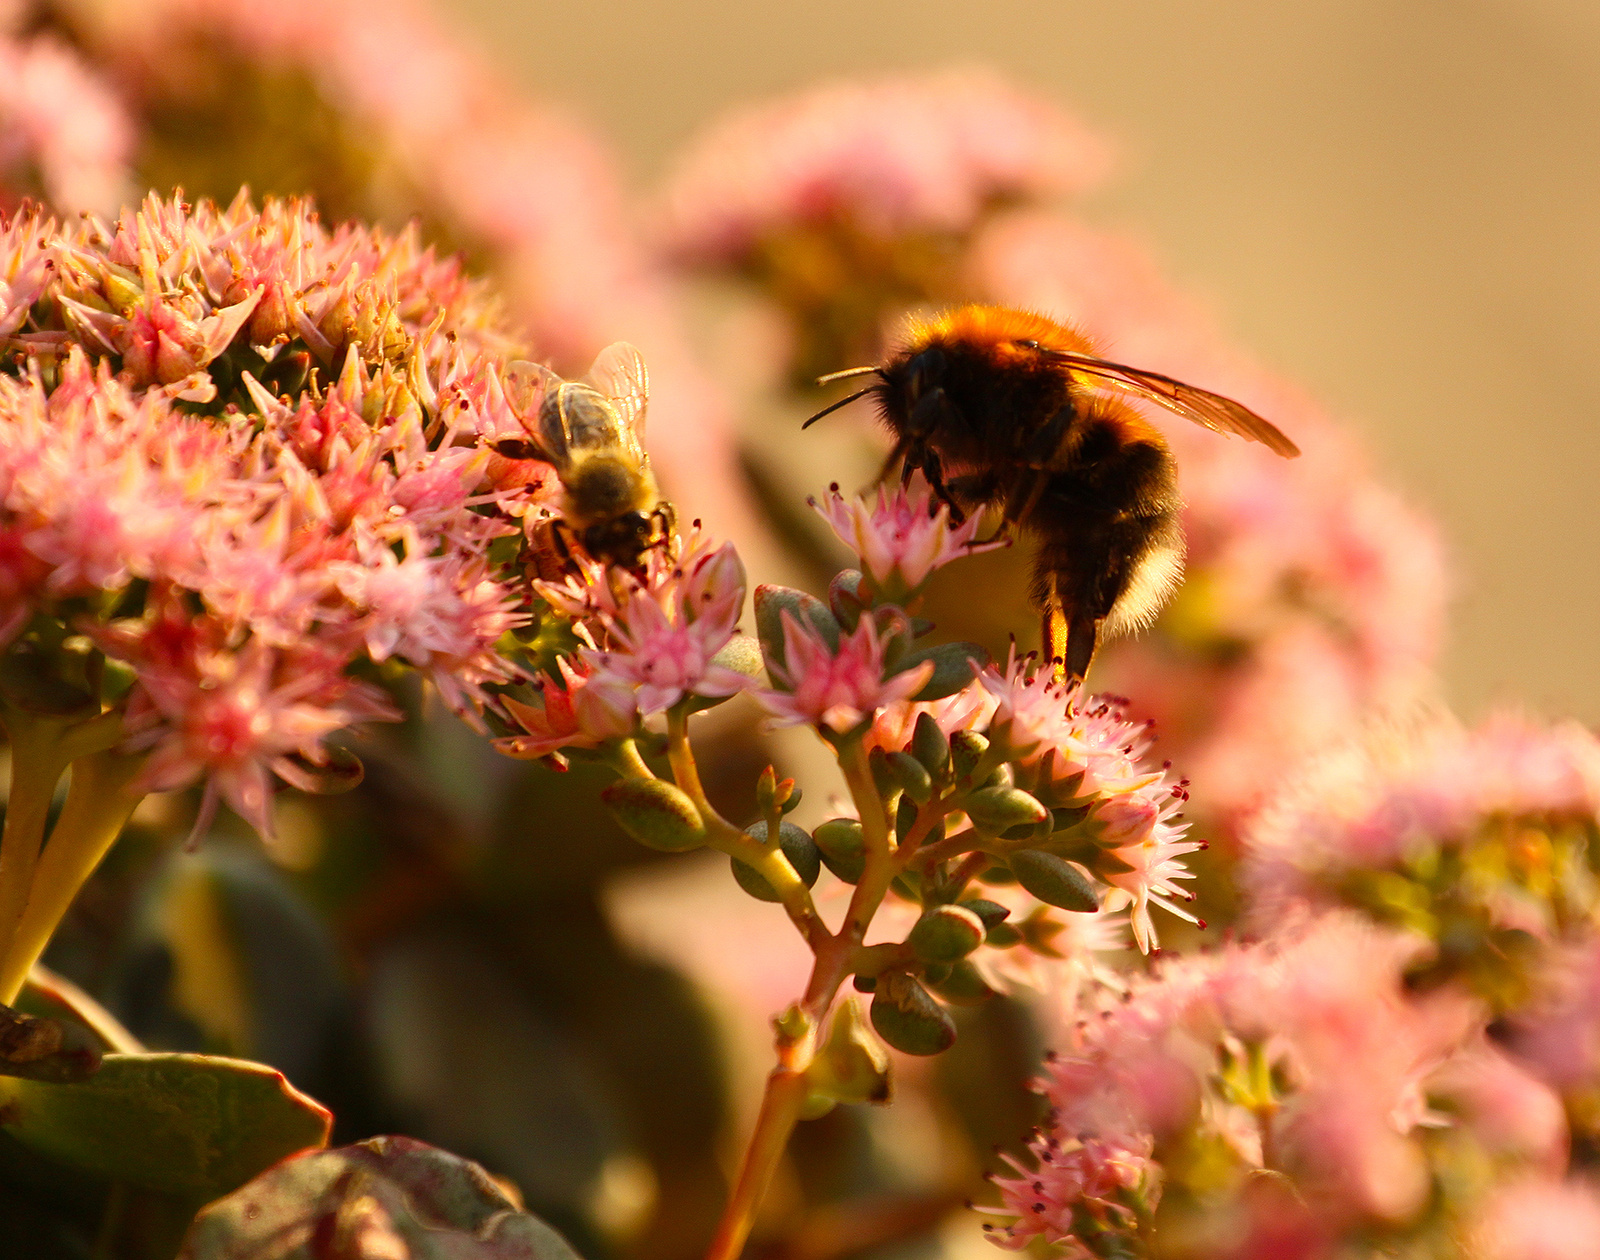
0,749,145,1005
702,1049,813,1260
666,708,827,950
0,707,123,981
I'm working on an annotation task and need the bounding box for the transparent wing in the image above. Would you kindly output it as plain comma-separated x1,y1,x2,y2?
501,360,565,463
1042,349,1301,458
583,342,649,456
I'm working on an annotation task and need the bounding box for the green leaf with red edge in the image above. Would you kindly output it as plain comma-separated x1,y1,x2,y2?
0,1052,331,1197
180,1134,585,1259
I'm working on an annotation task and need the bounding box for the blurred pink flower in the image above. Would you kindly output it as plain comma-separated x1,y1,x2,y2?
757,610,933,736
1467,1175,1600,1260
811,476,1007,594
658,69,1109,264
1241,712,1600,935
1508,934,1600,1095
1022,915,1492,1242
0,32,131,214
983,1133,1159,1253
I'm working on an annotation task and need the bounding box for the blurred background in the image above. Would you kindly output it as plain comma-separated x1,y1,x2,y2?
2,1,1595,1256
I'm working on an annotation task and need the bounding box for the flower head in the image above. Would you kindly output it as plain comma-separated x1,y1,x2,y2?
0,192,547,839
756,611,932,736
810,478,1007,595
659,70,1108,264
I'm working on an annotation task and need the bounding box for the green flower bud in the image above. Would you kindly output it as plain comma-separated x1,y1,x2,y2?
958,898,1012,929
887,751,933,804
911,712,951,776
928,959,996,1007
949,730,989,780
869,747,897,799
907,904,986,963
754,584,839,680
889,641,987,702
1008,849,1100,912
731,819,821,901
601,778,707,852
983,763,1016,789
814,818,866,883
827,568,868,631
870,973,957,1056
964,786,1048,832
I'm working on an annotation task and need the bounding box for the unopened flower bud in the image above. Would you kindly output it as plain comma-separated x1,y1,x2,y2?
601,778,707,852
927,959,996,1007
731,819,821,901
957,898,1011,929
870,973,957,1056
1008,849,1100,912
754,584,839,678
1091,795,1160,847
887,751,933,804
887,641,987,702
827,568,868,631
949,730,989,780
814,818,866,883
911,712,951,776
908,904,986,963
964,786,1048,832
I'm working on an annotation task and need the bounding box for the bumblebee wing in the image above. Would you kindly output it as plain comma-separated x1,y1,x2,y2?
503,360,567,463
1044,349,1301,458
583,341,650,459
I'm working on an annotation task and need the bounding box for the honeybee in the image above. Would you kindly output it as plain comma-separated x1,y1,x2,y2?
807,306,1300,684
495,342,674,570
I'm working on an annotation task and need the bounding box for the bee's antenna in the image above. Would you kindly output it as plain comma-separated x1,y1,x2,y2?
802,387,874,429
815,365,882,385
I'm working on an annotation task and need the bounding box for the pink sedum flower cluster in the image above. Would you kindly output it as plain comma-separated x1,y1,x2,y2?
0,29,132,215
0,192,547,838
1242,712,1600,943
757,611,932,737
658,69,1109,264
496,528,752,765
989,914,1569,1254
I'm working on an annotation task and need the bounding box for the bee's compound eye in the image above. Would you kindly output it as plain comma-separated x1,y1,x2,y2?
908,347,945,398
623,510,653,538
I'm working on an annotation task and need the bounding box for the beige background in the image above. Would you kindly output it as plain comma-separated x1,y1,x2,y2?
447,0,1599,724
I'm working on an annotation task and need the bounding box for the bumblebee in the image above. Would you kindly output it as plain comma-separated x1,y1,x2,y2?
496,342,674,570
807,306,1300,684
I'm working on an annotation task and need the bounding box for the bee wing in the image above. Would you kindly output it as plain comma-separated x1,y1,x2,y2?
502,360,566,462
583,341,650,459
1045,349,1301,458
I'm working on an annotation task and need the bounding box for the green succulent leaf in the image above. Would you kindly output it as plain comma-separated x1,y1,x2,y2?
179,1135,584,1259
0,1052,332,1197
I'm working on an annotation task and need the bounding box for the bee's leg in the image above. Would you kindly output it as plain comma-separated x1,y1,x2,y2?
874,437,910,487
651,500,678,550
1021,404,1075,467
550,517,577,564
914,448,968,523
1061,613,1099,687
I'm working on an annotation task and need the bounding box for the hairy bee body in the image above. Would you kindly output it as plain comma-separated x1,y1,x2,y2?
499,345,673,572
810,305,1298,683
